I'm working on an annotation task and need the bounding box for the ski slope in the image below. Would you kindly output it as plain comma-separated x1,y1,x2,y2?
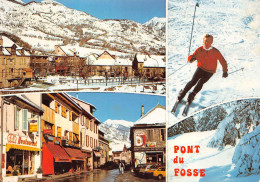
167,130,260,182
167,0,260,125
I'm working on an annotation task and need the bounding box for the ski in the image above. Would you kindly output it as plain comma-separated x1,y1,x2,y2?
171,100,180,113
182,102,191,117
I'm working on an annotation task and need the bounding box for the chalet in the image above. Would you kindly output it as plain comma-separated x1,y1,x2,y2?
130,104,166,167
0,36,32,88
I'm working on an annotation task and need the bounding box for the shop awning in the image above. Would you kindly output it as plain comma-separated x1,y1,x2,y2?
45,143,71,162
94,151,101,158
64,148,86,161
6,144,40,152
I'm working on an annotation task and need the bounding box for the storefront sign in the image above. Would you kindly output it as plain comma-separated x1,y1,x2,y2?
7,134,37,146
43,129,53,134
146,142,156,147
61,136,68,140
29,118,38,132
134,132,146,147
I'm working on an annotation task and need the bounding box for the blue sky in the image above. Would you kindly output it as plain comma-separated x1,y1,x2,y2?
68,92,165,123
22,0,165,24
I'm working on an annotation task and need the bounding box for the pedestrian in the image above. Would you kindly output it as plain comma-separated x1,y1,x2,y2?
178,34,228,103
119,161,125,174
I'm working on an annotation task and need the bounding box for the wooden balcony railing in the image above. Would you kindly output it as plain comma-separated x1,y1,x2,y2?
42,104,55,124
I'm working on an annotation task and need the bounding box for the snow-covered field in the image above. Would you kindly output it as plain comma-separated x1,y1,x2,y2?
0,75,166,95
167,98,260,181
167,0,260,125
167,130,260,182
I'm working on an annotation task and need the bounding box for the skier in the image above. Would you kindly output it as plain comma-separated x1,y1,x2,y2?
178,34,228,103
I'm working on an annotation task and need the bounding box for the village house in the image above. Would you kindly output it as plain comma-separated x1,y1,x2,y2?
54,45,84,76
70,96,100,170
0,94,44,181
0,36,33,88
132,54,166,79
98,130,110,166
130,104,166,167
30,53,55,77
112,144,132,165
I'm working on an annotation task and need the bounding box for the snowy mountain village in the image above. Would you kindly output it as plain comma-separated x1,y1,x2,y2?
0,35,165,91
0,93,166,181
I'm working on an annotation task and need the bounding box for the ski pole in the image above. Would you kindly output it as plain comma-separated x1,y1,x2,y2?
168,63,189,77
188,2,199,57
229,67,244,75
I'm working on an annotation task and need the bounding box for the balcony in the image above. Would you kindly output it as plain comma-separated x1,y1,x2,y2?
42,104,55,124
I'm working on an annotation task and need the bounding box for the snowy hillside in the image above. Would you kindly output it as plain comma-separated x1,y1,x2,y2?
99,119,134,151
144,17,166,31
0,0,165,54
167,98,260,181
167,0,260,124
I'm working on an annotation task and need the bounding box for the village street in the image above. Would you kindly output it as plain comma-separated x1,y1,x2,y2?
18,169,165,182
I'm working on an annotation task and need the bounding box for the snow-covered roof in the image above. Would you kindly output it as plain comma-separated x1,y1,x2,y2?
59,46,75,56
1,48,11,56
110,143,130,152
1,36,17,47
92,58,116,66
143,57,165,68
136,54,150,63
115,58,132,66
135,104,166,125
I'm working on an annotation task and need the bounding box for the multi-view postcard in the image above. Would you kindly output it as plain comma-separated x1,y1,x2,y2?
0,0,260,182
167,0,259,181
0,0,165,95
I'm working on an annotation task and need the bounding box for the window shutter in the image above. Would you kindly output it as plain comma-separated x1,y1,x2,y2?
22,109,28,131
55,102,58,113
14,105,19,130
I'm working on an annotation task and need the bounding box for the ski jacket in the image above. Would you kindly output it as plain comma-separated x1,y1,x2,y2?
188,46,228,73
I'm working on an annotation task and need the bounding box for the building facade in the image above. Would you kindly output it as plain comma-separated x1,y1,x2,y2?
0,36,32,88
0,95,43,181
130,104,166,168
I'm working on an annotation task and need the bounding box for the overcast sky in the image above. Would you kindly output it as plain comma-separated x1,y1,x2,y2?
22,0,165,23
68,92,165,123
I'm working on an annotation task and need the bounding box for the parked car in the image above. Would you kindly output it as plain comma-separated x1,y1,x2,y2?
100,161,119,170
145,164,161,178
139,164,152,176
134,164,147,176
153,167,166,180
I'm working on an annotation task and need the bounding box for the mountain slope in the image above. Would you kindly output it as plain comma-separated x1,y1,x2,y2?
167,98,260,181
0,0,165,54
99,119,134,151
168,0,260,124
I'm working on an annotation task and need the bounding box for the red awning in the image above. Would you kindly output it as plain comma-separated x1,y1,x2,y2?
64,148,86,161
45,143,71,162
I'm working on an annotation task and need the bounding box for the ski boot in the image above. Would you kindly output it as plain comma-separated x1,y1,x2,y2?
187,91,196,103
177,89,187,101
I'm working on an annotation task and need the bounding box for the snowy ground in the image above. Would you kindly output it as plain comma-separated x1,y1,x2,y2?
0,75,166,95
167,0,260,125
167,131,260,182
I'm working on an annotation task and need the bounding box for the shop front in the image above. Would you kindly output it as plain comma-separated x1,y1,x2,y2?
93,151,101,169
3,133,41,180
42,143,71,175
64,148,86,172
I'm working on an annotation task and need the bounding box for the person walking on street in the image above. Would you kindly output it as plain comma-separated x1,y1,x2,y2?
119,161,125,174
178,34,228,103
